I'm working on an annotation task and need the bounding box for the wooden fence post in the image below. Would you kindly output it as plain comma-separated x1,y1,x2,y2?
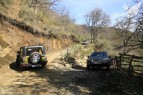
128,55,134,76
118,54,123,70
115,56,119,70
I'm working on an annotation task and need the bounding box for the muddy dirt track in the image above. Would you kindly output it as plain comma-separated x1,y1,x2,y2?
0,50,143,95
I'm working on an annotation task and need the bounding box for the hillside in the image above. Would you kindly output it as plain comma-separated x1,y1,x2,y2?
0,0,89,67
0,0,141,67
0,1,143,95
82,26,142,56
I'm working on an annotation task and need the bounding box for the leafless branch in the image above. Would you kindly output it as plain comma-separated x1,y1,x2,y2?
85,8,110,43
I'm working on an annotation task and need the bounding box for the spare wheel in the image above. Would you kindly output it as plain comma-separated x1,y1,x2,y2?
30,52,41,64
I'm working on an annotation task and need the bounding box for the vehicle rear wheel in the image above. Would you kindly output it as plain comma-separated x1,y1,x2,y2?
16,59,20,67
41,63,47,68
20,67,26,71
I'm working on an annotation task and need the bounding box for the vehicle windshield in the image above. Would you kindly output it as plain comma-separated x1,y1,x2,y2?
90,52,108,58
26,47,44,56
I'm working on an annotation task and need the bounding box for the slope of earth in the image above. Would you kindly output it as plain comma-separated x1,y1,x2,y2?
0,12,75,67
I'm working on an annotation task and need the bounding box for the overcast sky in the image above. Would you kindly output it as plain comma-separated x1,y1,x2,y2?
57,0,140,25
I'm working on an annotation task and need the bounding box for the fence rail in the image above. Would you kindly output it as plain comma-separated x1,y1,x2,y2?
116,53,143,76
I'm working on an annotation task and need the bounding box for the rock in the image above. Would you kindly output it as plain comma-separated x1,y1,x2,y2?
0,47,11,57
65,64,72,68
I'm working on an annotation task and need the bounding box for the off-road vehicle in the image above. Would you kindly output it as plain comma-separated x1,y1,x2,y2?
16,45,47,69
87,52,111,70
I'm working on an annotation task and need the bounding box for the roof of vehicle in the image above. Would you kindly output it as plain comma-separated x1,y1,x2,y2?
21,45,44,48
90,52,108,58
92,51,107,53
90,52,108,57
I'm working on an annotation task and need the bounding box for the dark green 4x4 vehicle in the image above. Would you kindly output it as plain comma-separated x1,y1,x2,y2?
87,52,111,70
16,45,47,68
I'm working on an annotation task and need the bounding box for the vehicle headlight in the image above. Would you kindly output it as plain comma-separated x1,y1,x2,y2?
91,59,94,62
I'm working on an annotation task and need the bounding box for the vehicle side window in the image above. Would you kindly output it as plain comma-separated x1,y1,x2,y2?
41,47,45,54
39,48,43,54
21,47,25,57
26,48,33,55
26,47,44,56
20,48,22,56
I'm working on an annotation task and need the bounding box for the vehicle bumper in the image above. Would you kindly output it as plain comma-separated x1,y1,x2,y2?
88,62,110,67
20,62,47,67
89,64,110,67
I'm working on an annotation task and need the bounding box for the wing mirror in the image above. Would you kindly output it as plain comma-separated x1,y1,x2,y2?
108,56,111,60
17,51,21,54
87,56,90,58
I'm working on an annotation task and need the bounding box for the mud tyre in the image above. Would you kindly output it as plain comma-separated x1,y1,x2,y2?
87,64,91,70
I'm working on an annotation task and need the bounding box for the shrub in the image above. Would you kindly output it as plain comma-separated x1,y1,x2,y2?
94,38,117,56
18,6,35,21
0,0,12,9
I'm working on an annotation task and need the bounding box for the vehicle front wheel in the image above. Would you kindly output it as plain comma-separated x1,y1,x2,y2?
87,64,91,70
106,66,110,70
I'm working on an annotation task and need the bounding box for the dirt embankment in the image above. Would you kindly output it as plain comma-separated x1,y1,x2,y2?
0,13,76,67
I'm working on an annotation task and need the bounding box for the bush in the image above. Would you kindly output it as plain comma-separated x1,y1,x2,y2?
94,38,117,56
64,44,94,60
0,0,12,8
18,6,35,21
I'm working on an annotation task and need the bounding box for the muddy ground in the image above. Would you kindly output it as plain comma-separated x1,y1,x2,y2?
0,50,143,95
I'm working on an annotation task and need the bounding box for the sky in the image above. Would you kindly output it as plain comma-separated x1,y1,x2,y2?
57,0,142,25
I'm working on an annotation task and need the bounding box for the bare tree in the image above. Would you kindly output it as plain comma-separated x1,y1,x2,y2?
85,8,110,43
58,7,72,26
114,1,142,54
25,0,59,13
